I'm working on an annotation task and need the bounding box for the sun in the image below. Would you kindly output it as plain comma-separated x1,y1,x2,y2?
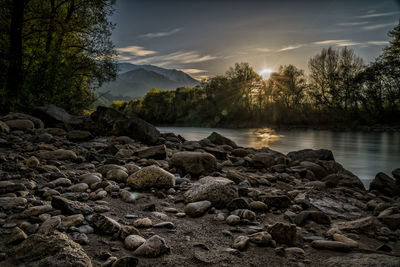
259,68,274,80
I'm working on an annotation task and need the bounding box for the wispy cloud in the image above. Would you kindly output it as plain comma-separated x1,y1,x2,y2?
256,48,272,53
116,45,156,56
140,28,181,38
277,44,303,52
367,41,389,45
127,50,217,66
313,40,348,45
363,22,397,30
337,21,369,26
357,11,399,18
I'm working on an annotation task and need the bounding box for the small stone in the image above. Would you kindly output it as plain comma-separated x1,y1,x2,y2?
119,225,140,240
184,200,212,218
268,222,297,245
62,214,85,228
249,201,268,212
333,233,359,248
248,231,274,247
38,216,61,234
127,165,175,190
26,156,40,168
107,169,129,182
232,236,250,251
311,240,351,252
7,227,27,245
92,214,121,234
226,215,241,226
111,256,139,267
133,235,169,257
133,218,152,228
38,149,77,160
125,235,146,250
153,222,175,229
70,232,89,245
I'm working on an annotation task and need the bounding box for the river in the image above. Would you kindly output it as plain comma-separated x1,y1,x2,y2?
157,126,400,188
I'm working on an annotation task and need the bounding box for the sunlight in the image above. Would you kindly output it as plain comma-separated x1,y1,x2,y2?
259,68,274,79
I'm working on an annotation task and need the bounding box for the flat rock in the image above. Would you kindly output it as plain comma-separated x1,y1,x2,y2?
311,240,351,252
184,177,238,209
52,196,93,215
38,149,77,160
127,165,175,190
169,151,217,176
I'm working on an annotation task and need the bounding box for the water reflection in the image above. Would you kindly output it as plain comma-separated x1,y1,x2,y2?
158,126,400,188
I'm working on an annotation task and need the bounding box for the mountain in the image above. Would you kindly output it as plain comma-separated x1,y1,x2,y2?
98,63,199,99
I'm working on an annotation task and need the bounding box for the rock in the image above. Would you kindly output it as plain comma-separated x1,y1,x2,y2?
326,253,400,267
226,170,246,184
311,240,351,252
135,145,167,160
5,231,92,266
90,106,160,144
184,200,212,217
232,236,250,251
124,163,141,174
249,201,268,212
62,214,85,228
300,161,328,179
125,235,146,250
169,151,217,176
0,197,27,210
80,174,101,185
0,180,27,194
153,222,175,229
376,244,392,252
52,196,93,215
295,211,331,226
227,198,250,211
133,235,169,257
285,247,305,259
333,233,359,248
232,209,256,221
262,195,291,210
120,225,140,240
70,232,89,245
7,227,28,245
107,169,129,182
268,222,297,245
111,257,139,267
226,215,241,225
184,177,238,208
67,130,93,141
35,104,88,129
323,173,365,191
205,131,237,147
0,120,10,133
38,149,77,160
287,149,334,161
19,205,53,218
379,214,400,230
5,119,35,130
335,216,375,233
133,218,152,228
26,156,40,168
369,172,399,197
392,168,400,183
248,231,274,247
251,153,275,168
38,216,61,234
92,214,121,234
127,165,175,190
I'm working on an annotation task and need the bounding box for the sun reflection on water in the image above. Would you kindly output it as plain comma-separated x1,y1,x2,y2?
254,128,283,147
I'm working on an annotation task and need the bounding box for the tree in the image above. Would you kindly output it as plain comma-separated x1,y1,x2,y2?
0,0,117,114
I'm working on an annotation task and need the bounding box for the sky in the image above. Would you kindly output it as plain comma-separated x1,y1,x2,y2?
111,0,400,79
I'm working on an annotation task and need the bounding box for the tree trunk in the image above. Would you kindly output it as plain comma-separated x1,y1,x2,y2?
5,0,25,111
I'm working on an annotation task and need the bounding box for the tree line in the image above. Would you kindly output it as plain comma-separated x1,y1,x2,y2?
114,22,400,127
0,0,117,114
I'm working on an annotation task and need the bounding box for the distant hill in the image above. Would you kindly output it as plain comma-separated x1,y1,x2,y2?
97,63,199,99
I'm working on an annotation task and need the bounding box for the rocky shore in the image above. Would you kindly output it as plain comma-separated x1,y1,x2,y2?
0,105,399,267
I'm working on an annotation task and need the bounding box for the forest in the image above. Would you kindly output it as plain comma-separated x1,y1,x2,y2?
0,0,399,127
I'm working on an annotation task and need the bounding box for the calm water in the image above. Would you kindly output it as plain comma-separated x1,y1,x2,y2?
158,126,400,188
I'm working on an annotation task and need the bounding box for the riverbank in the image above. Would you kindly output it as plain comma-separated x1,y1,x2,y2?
0,105,399,266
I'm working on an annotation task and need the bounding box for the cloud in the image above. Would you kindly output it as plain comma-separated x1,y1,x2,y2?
363,22,397,30
357,12,399,18
140,28,181,38
178,68,208,74
256,48,272,53
337,21,369,26
127,50,217,66
116,45,156,56
277,44,303,52
367,41,389,45
313,40,348,45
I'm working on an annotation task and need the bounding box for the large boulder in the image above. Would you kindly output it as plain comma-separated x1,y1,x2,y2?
126,165,175,190
287,149,334,162
169,151,217,176
90,106,160,144
34,105,90,130
184,177,238,208
300,161,328,179
205,132,237,148
5,119,35,131
5,232,92,267
323,173,365,191
369,172,399,197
